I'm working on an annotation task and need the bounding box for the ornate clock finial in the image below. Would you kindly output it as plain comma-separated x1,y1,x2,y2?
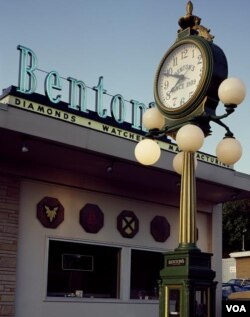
178,1,214,41
186,1,193,16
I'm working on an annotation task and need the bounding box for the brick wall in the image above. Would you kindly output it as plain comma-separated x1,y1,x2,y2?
0,174,20,317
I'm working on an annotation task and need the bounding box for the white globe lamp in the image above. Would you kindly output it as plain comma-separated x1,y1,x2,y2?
173,151,198,175
218,77,246,106
216,137,242,165
142,107,165,130
176,124,205,152
134,139,161,165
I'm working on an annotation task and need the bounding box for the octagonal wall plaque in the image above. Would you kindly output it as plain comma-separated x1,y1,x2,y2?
117,210,139,238
37,196,64,228
150,216,170,242
80,203,104,233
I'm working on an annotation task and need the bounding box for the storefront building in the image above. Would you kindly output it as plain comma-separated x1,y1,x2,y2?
1,46,250,317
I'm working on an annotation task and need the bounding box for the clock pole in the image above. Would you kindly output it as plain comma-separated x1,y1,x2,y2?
134,1,246,317
178,151,197,249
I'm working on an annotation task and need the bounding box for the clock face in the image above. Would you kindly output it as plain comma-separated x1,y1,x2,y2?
156,42,205,111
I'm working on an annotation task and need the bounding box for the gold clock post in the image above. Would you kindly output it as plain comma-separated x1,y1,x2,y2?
158,136,217,317
134,2,246,317
179,151,197,249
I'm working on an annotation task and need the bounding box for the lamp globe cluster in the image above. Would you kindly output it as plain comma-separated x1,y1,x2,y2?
215,77,246,165
134,77,246,171
134,107,163,165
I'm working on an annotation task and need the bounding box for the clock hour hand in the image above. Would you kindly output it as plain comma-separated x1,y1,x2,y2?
170,75,187,93
163,72,184,79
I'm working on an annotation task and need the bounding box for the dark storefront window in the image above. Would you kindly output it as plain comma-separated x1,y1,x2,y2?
130,249,164,299
47,239,120,298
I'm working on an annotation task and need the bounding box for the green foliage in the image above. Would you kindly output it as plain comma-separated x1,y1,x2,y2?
222,199,250,257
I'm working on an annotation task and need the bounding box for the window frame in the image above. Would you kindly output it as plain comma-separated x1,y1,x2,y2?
45,238,121,300
44,237,164,303
130,248,164,300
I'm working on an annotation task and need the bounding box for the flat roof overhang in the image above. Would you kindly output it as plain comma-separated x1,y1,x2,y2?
1,87,250,206
0,126,249,206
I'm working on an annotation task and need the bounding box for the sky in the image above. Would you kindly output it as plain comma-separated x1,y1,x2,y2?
0,0,250,174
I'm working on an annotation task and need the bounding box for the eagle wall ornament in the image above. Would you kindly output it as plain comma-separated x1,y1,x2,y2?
45,205,59,222
37,197,64,228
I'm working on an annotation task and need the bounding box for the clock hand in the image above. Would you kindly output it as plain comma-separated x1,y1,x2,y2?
169,68,191,93
170,75,186,92
163,72,184,79
182,67,191,78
